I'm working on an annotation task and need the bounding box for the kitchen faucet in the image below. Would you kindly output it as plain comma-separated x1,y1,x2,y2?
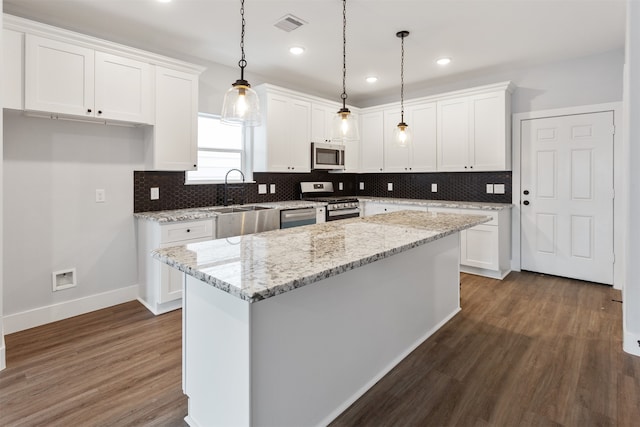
224,168,246,206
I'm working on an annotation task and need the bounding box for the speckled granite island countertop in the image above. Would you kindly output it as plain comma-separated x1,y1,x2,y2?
152,210,489,303
358,197,513,210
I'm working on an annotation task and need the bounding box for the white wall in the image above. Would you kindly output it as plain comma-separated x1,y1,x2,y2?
359,49,624,113
624,0,640,357
2,112,145,332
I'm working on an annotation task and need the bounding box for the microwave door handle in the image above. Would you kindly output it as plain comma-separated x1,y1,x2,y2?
340,149,345,166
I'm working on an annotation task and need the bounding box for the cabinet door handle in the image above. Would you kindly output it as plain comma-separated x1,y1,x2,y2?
97,110,103,115
464,166,468,169
186,229,191,232
470,165,473,169
87,109,92,113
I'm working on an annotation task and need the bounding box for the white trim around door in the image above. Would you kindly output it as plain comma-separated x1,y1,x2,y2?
511,102,624,290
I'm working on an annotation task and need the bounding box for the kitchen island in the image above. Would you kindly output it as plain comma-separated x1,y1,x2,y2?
153,211,489,427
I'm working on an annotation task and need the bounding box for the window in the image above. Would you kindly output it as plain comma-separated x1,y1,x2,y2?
185,113,248,183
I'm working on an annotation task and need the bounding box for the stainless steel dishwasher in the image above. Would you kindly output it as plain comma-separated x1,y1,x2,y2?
280,208,317,229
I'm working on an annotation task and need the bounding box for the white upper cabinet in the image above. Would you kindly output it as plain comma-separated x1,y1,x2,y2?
145,67,199,171
311,102,339,143
25,34,95,117
359,111,384,173
468,91,510,171
383,108,410,172
408,102,437,172
437,97,470,171
437,85,512,172
254,86,311,173
3,29,24,110
24,34,153,124
94,52,152,123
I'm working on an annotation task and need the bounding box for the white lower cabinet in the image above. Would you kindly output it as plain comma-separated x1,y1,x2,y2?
137,218,215,314
362,202,511,279
316,206,326,223
429,207,511,279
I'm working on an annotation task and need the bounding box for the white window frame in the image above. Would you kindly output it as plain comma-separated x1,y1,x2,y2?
185,113,254,184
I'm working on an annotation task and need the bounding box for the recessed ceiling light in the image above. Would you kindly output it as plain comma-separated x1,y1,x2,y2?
289,46,305,55
436,57,452,66
157,0,172,3
366,76,378,84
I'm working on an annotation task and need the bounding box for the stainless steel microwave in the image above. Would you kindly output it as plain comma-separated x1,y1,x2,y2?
312,142,345,170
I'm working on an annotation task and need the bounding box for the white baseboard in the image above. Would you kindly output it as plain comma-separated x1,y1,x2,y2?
137,297,182,316
0,335,6,371
623,329,640,357
3,285,139,334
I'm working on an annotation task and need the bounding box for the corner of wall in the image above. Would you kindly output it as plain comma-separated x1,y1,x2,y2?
623,328,640,357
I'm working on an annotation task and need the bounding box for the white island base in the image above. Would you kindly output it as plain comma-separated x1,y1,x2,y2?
183,233,461,427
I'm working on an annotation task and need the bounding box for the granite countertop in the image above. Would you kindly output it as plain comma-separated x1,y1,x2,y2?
152,210,490,303
357,197,513,210
135,200,327,223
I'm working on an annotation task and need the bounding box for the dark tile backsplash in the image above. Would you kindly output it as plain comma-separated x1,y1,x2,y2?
134,170,512,213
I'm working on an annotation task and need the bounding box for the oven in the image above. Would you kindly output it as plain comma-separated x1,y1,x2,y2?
300,181,360,222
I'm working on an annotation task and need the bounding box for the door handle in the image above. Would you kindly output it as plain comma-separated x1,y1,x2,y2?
523,200,530,205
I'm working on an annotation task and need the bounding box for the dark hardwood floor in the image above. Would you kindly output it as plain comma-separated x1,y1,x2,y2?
1,272,639,426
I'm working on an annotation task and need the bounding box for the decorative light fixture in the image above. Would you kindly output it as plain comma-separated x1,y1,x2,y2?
394,30,412,147
332,0,359,142
221,0,261,126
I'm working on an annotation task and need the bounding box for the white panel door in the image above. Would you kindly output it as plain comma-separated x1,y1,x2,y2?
521,112,614,284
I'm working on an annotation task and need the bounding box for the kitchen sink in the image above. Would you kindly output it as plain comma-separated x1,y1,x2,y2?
212,206,280,238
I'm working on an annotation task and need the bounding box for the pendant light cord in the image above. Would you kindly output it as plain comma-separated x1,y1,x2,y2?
400,32,405,122
239,0,247,81
341,0,348,109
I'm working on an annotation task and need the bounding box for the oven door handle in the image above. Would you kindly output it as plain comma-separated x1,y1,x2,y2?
328,208,360,217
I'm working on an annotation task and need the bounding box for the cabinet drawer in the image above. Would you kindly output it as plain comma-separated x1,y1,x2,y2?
160,220,214,244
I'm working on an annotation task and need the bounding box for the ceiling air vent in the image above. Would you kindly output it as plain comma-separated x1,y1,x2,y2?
274,14,307,32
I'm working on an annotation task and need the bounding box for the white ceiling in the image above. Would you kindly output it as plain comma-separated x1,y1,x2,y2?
3,0,626,106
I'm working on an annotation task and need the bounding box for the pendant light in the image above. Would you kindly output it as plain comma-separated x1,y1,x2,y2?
332,0,359,142
394,30,412,147
221,0,261,126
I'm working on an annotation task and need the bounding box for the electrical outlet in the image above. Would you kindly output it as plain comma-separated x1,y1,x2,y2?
339,182,344,191
150,187,159,200
431,183,438,193
387,183,393,191
486,184,494,194
494,184,505,194
359,182,365,190
95,189,106,203
270,184,276,194
258,184,267,195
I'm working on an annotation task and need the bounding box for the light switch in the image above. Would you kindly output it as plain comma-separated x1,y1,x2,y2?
494,184,505,194
150,187,159,200
486,184,494,194
339,182,344,191
258,184,267,194
96,189,106,203
270,184,276,194
359,182,365,190
387,183,393,191
431,183,438,193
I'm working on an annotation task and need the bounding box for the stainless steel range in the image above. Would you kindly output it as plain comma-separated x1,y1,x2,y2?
300,182,360,221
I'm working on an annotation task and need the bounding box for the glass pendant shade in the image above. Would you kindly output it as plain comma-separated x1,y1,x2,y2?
332,108,359,141
221,81,261,126
394,121,412,147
